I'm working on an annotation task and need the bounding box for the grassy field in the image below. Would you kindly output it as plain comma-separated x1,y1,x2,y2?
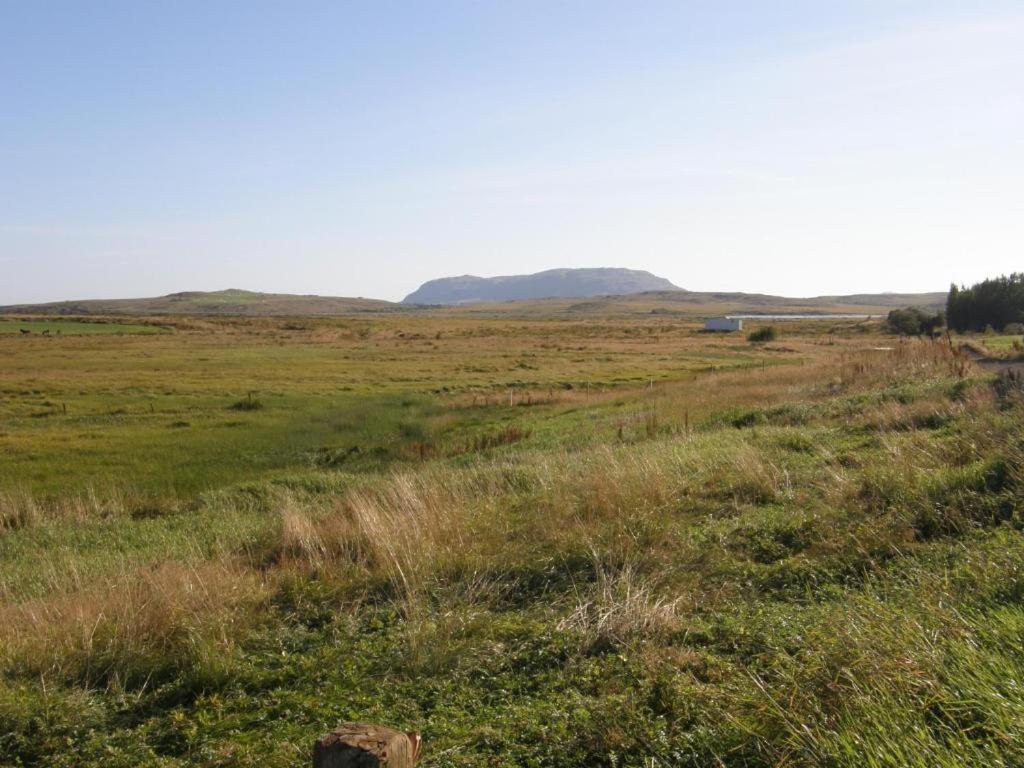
0,318,165,335
981,334,1024,354
0,315,798,497
1,313,1022,767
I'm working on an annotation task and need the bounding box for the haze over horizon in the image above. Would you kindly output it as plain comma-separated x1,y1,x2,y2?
3,1,1023,305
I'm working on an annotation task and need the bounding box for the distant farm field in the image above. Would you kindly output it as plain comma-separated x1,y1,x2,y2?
1,312,1022,768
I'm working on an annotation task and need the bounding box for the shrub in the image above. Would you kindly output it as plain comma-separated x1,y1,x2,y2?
886,307,945,336
748,326,778,343
229,392,263,411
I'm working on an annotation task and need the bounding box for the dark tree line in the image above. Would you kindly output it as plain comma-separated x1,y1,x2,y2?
947,274,1024,332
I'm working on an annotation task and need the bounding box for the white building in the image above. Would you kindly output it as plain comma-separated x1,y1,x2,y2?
704,317,743,332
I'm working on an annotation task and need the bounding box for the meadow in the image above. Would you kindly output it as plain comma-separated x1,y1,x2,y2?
980,334,1024,356
1,312,1022,767
0,318,165,335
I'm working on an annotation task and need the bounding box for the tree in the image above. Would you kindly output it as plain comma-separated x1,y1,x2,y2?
946,274,1024,332
886,307,944,337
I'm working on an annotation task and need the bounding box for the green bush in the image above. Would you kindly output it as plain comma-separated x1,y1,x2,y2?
886,307,945,336
747,326,777,342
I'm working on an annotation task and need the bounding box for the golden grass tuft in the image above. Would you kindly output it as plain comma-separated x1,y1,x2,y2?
0,485,180,531
0,489,41,531
0,560,266,688
343,473,466,615
559,558,683,652
264,477,469,617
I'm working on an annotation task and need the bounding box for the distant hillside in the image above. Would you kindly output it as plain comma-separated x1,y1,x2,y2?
620,290,949,314
403,268,681,304
0,289,397,317
1,285,947,319
440,289,949,317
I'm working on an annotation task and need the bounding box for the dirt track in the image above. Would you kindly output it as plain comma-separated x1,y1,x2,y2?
963,347,1024,374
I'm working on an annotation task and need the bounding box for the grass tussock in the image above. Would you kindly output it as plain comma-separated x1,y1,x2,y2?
0,560,266,690
0,485,180,531
559,558,683,653
0,489,40,531
265,477,467,617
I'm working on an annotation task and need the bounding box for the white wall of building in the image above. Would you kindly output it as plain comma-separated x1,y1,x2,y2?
704,317,743,332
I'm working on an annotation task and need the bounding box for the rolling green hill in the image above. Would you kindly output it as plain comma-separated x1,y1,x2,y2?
1,286,947,318
0,289,397,316
442,289,948,317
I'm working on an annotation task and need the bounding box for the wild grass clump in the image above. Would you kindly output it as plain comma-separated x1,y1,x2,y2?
0,560,266,690
0,490,40,531
559,559,682,653
0,486,181,531
707,442,789,506
454,425,532,455
835,339,972,387
229,392,263,411
993,368,1024,402
260,477,469,618
345,475,469,614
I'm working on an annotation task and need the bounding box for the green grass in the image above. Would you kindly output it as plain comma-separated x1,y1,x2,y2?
1,316,1021,767
982,334,1023,351
0,318,165,335
0,315,789,497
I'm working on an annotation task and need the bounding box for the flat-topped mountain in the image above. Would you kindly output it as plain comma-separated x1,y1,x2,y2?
402,268,681,304
0,289,394,316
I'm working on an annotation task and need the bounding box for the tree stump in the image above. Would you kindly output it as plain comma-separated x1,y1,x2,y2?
313,723,420,768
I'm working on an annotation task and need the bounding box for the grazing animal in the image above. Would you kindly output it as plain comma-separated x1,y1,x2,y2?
19,328,30,335
42,329,50,336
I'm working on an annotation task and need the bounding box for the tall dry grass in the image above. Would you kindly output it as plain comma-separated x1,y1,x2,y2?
0,560,266,689
263,431,804,628
0,484,179,531
0,489,41,531
559,557,683,653
267,476,469,618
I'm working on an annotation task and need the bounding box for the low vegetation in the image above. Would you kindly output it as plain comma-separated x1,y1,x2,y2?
1,312,1021,766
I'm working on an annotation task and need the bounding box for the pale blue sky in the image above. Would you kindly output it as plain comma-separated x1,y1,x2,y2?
2,1,1022,303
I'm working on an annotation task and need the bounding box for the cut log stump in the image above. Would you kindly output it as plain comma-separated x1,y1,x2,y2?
313,722,420,768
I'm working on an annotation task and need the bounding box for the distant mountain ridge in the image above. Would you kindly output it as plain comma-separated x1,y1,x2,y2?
402,268,681,304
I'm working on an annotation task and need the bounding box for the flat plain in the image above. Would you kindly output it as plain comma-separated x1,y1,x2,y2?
1,311,1022,767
